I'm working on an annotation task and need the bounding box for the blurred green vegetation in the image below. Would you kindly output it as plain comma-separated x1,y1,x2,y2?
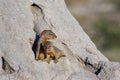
92,17,120,50
104,47,120,61
92,17,120,61
111,0,120,9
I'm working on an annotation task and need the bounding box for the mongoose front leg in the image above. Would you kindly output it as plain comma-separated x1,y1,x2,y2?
35,39,41,60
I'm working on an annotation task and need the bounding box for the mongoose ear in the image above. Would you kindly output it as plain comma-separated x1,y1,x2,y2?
40,30,47,35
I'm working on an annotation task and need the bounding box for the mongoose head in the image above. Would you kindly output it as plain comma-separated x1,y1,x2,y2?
41,30,57,39
44,41,53,52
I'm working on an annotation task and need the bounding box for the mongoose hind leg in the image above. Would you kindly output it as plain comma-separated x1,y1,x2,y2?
38,53,45,61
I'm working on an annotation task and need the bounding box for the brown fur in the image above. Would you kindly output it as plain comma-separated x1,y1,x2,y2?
35,30,57,60
38,53,44,60
37,43,45,60
44,41,66,63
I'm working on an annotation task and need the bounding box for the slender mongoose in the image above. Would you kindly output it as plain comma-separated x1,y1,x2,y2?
43,41,66,63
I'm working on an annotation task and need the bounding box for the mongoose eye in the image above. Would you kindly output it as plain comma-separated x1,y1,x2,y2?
49,33,53,35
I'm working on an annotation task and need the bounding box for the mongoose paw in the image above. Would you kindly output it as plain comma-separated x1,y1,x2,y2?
47,60,50,64
42,59,46,62
54,60,58,64
44,59,51,64
35,58,39,61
